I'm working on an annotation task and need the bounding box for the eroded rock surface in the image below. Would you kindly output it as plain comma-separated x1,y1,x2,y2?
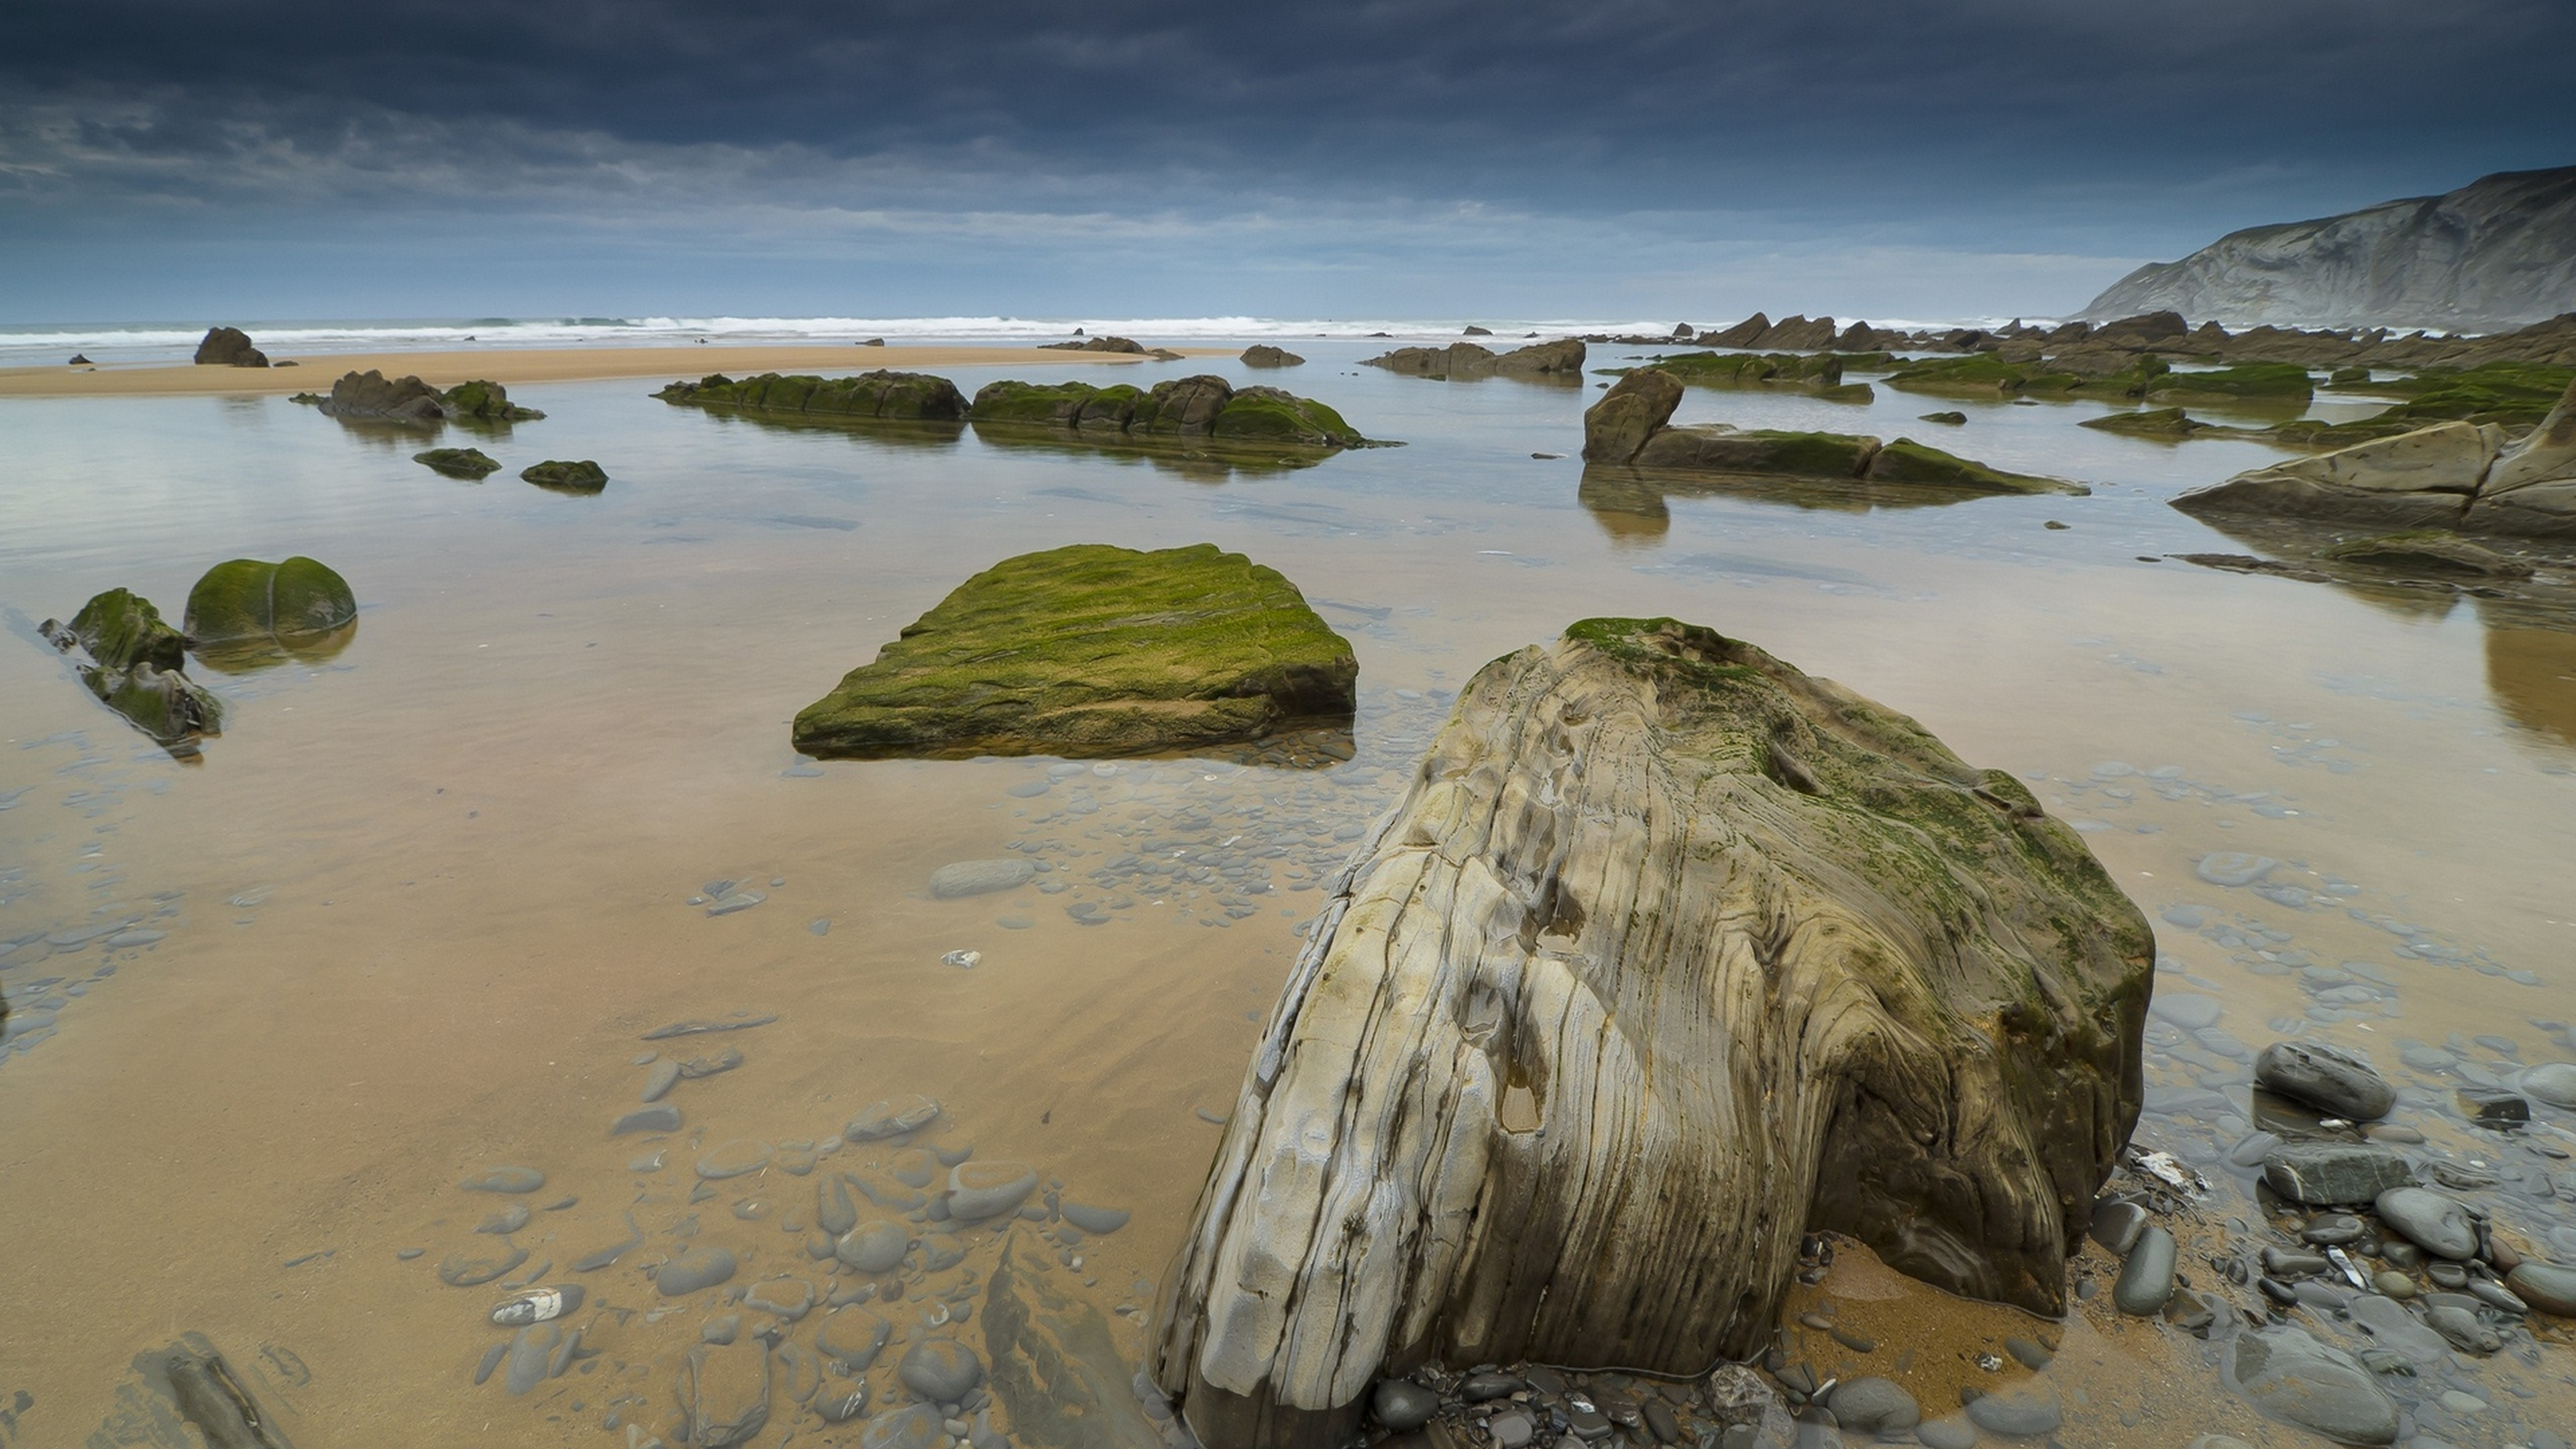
1150,618,2151,1449
1362,339,1585,379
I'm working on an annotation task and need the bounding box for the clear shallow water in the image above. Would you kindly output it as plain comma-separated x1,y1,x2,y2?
3,343,2574,1446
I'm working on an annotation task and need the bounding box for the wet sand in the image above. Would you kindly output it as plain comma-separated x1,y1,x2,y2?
0,344,1234,398
5,352,2575,1446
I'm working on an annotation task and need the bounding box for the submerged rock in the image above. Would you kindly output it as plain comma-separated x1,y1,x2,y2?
68,587,187,672
2261,1142,2412,1205
44,587,223,745
519,460,607,492
2223,1326,2398,1445
679,1340,771,1447
184,557,357,659
1150,618,2149,1449
193,327,269,368
792,543,1357,760
656,370,969,422
1241,345,1305,368
968,375,1366,449
1362,339,1586,379
1581,370,2084,496
413,446,502,478
2254,1040,2396,1120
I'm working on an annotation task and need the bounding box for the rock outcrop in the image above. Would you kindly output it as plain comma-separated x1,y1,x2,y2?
413,447,502,478
193,327,268,368
40,588,222,746
521,460,608,492
656,370,969,422
1581,370,2084,496
1150,619,2151,1449
1240,345,1305,368
792,543,1357,760
184,556,358,669
1361,339,1585,380
2174,378,2576,537
1629,351,1879,403
2082,167,2576,331
317,370,543,423
968,377,1364,449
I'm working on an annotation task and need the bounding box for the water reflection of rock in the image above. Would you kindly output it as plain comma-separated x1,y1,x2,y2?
1578,463,1968,541
2483,621,2576,748
2170,513,2576,633
969,422,1332,483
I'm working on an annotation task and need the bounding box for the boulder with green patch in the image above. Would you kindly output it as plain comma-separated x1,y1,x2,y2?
184,557,358,653
39,588,221,745
968,376,1364,450
656,370,969,422
1887,352,2166,399
68,588,187,672
794,543,1357,759
414,447,502,478
521,460,608,492
2145,364,2314,402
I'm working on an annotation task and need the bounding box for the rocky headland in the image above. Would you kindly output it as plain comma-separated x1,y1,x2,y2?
1149,618,2153,1449
1581,369,2082,496
2081,166,2576,331
791,543,1356,760
1361,339,1585,380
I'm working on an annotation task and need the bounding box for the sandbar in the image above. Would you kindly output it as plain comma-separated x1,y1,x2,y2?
0,343,1234,398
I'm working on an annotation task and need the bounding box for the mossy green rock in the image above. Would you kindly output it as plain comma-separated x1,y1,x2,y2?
792,543,1357,759
68,588,186,672
967,376,1363,449
2145,364,2313,402
1888,352,2165,399
83,661,222,745
184,557,358,647
414,447,502,478
521,460,608,492
440,380,544,421
2271,362,2575,446
2081,407,2208,438
1864,438,2068,491
657,370,969,421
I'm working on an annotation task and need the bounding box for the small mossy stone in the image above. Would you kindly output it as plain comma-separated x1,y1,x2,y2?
438,379,544,421
184,557,357,647
414,447,502,478
658,370,967,422
69,588,186,672
521,460,608,492
792,543,1356,760
1864,437,2080,494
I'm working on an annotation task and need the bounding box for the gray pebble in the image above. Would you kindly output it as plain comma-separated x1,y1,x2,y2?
928,860,1036,898
1964,1383,2061,1436
898,1338,984,1401
504,1323,560,1395
2114,1226,2176,1315
1061,1201,1131,1234
837,1220,910,1273
641,1060,682,1102
458,1166,545,1194
1825,1377,1918,1435
2374,1187,2479,1260
1371,1379,1438,1430
701,1313,740,1345
438,1246,528,1287
472,1342,506,1386
657,1245,737,1296
845,1094,941,1142
947,1161,1036,1221
476,1205,531,1235
696,1138,773,1179
613,1104,682,1136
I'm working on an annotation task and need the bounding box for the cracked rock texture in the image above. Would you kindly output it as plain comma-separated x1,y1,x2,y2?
1150,619,2151,1449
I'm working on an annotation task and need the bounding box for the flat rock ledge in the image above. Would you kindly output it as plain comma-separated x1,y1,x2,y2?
792,543,1357,760
2174,377,2576,538
1150,619,2151,1449
1362,339,1585,379
1582,369,2084,496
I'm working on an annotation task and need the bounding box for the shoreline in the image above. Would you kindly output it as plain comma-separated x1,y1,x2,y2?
0,343,1236,398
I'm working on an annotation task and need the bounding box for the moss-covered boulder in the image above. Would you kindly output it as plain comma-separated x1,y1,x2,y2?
656,370,971,422
2081,407,2210,438
2145,363,2314,402
184,557,358,651
792,543,1356,759
84,663,223,745
439,380,545,421
1152,619,2150,1449
413,447,502,478
315,371,545,423
1887,351,2165,399
521,460,608,492
1362,339,1585,378
68,588,186,672
968,376,1364,449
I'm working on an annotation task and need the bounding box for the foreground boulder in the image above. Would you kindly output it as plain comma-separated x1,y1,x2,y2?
1361,339,1585,379
184,556,358,666
521,460,608,492
193,327,268,367
1150,619,2151,1449
656,370,969,422
2174,377,2576,537
1582,370,2084,495
317,370,543,423
792,543,1356,759
968,376,1364,449
40,588,221,745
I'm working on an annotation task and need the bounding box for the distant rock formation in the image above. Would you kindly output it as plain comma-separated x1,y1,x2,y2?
1039,335,1184,359
969,376,1364,449
2082,167,2576,331
1150,618,2151,1449
1360,339,1585,380
1240,345,1305,368
193,327,268,368
316,370,544,423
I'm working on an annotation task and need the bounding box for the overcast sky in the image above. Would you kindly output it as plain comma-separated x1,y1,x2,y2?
5,0,2569,323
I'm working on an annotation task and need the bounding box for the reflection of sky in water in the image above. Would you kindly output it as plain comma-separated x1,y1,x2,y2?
3,341,2576,1444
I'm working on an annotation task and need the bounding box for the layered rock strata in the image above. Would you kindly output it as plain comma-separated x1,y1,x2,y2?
1150,619,2152,1449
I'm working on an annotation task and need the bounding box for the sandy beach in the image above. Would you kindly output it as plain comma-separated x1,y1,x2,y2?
0,343,1233,398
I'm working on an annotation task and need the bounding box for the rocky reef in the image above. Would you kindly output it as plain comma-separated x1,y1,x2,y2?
193,326,268,368
792,543,1356,760
314,370,544,423
2082,166,2576,331
184,556,359,669
656,370,971,423
968,376,1363,449
1038,335,1182,359
1582,370,2082,496
1150,619,2151,1449
1240,345,1304,368
40,588,222,746
2174,378,2576,538
413,447,501,478
1361,339,1585,380
1616,351,1878,403
36,556,354,747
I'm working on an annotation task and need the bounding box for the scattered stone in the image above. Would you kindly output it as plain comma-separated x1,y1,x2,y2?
1825,1377,1919,1435
2506,1260,2576,1316
2224,1326,2399,1445
816,1307,893,1371
2002,1336,2052,1370
503,1323,560,1395
2426,1303,2501,1354
1459,1371,1521,1402
744,1277,814,1322
1488,1409,1536,1448
947,1161,1038,1221
2114,1226,2178,1314
929,859,1036,898
2255,1040,2396,1120
836,1220,910,1273
2523,1061,2576,1110
2300,1213,2367,1245
641,1059,682,1102
476,1204,531,1234
696,1139,774,1180
1371,1379,1438,1430
437,1246,529,1287
1059,1202,1130,1234
657,1245,738,1296
845,1094,942,1141
679,1340,771,1448
413,447,501,479
898,1338,985,1401
612,1104,682,1136
2374,1187,2480,1260
2261,1142,2412,1204
458,1165,545,1194
862,1403,945,1449
1964,1383,2062,1436
2458,1086,2530,1125
2151,991,2224,1029
2090,1199,2148,1255
1917,1419,1978,1449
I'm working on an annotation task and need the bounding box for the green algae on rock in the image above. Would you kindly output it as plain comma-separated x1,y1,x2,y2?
1152,618,2151,1449
792,543,1356,760
40,588,221,746
969,376,1364,449
1886,351,2168,399
2080,407,2211,439
521,460,608,492
184,557,358,666
1613,350,1882,403
2144,362,2314,402
68,588,187,672
656,370,969,422
413,447,502,478
315,370,543,423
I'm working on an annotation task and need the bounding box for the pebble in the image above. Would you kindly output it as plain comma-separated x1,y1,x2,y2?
503,1324,560,1395
1824,1377,1919,1435
2227,1324,2401,1444
928,860,1037,898
2523,1062,2576,1110
2371,1271,2416,1298
641,1061,682,1102
2506,1261,2576,1316
845,1094,943,1142
2151,992,2224,1030
657,1245,737,1296
641,1012,775,1041
2255,1040,2396,1121
2301,1213,2367,1246
571,1214,641,1272
898,1338,985,1400
2425,1303,2500,1354
1915,1419,1977,1449
2373,1187,2480,1260
2114,1226,2177,1315
705,889,765,916
700,1314,740,1346
2458,1086,2529,1125
2196,852,2277,888
2089,1199,2147,1255
437,1246,528,1287
2002,1336,2051,1370
837,1220,910,1273
819,1175,859,1236
1458,1371,1521,1401
458,1166,546,1194
2262,1142,2411,1205
818,1385,870,1423
1489,1410,1536,1448
863,1404,943,1449
745,1277,814,1322
1371,1380,1438,1430
1060,1202,1131,1234
948,1160,1038,1221
612,1104,682,1136
696,1138,774,1180
472,1342,506,1386
1964,1384,2061,1436
477,1204,531,1235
